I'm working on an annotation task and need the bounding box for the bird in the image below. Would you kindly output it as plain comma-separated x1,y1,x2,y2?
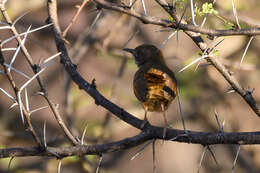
123,44,178,138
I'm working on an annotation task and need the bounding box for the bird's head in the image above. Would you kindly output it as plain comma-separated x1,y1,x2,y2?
123,44,166,67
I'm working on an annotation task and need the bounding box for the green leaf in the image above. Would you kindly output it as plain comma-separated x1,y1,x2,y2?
214,50,219,57
202,2,218,15
195,6,203,17
168,14,174,22
224,22,235,29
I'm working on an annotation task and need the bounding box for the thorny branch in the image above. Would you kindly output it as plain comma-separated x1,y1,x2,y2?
0,45,42,147
93,0,260,37
0,1,79,145
1,129,260,158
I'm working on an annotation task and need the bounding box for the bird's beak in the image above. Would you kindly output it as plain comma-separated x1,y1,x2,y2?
123,48,137,57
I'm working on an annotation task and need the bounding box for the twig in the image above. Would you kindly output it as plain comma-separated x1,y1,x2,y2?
63,0,90,37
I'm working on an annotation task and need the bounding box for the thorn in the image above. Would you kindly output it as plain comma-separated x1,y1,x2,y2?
246,87,255,94
214,108,222,132
227,88,235,94
129,0,138,8
190,0,197,26
9,102,18,109
152,139,157,173
17,92,25,124
141,0,147,16
46,148,61,159
39,52,61,68
239,36,254,68
8,157,14,170
55,103,59,109
0,87,16,101
207,146,218,165
96,155,103,173
160,30,177,49
57,159,62,173
177,88,187,132
197,146,207,173
20,66,47,92
231,0,241,29
221,119,225,132
130,140,153,160
81,123,88,145
8,25,32,73
3,63,30,79
30,106,48,115
91,79,97,89
43,120,47,148
13,11,30,26
24,88,30,112
208,38,225,54
232,145,241,173
178,55,207,73
1,23,53,46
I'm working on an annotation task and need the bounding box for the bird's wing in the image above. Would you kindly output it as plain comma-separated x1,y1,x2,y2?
145,68,177,99
133,69,148,102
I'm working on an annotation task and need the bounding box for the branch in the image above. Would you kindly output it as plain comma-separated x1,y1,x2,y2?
93,0,260,37
1,129,260,158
